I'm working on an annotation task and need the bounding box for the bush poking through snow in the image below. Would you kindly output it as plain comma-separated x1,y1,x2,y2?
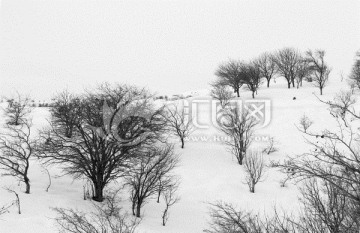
53,191,139,233
262,137,278,155
205,184,360,233
0,202,13,216
243,151,266,193
204,202,263,233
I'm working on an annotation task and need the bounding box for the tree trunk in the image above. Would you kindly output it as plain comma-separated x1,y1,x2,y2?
320,88,323,95
287,81,291,89
132,201,136,216
238,138,244,165
237,150,244,165
24,177,30,194
267,79,270,88
157,181,162,203
92,181,104,202
136,202,142,218
236,89,240,97
252,92,255,99
181,137,184,149
162,208,168,226
65,126,73,138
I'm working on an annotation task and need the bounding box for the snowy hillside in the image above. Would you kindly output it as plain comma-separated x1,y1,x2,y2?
0,78,355,233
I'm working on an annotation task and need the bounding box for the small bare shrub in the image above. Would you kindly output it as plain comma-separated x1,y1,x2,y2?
243,151,266,193
298,114,313,133
161,181,180,226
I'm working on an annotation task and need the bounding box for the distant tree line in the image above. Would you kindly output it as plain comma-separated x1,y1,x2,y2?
212,47,332,98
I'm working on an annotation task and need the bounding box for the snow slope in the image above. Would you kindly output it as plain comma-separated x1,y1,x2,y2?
0,77,354,233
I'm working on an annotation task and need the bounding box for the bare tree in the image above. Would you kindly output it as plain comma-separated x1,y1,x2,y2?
39,83,166,202
125,144,178,217
165,103,194,149
0,120,36,194
295,58,311,88
50,90,82,138
41,166,52,192
215,60,245,97
161,181,180,226
254,52,277,88
349,51,360,90
210,82,234,108
243,151,266,193
4,92,32,126
219,108,257,165
298,114,313,133
53,190,140,233
243,62,264,98
306,50,331,95
273,47,301,88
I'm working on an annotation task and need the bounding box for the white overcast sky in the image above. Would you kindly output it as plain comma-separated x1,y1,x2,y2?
1,0,359,100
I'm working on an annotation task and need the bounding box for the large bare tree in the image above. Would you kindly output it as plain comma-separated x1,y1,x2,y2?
306,49,331,95
254,52,277,88
215,60,245,97
50,90,82,138
39,83,166,202
273,47,301,88
243,62,264,99
295,57,311,88
4,93,32,126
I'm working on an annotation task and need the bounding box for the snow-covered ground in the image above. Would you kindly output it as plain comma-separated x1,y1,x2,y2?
0,77,354,232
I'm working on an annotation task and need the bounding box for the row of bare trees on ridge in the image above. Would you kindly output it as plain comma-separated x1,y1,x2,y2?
212,47,332,100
